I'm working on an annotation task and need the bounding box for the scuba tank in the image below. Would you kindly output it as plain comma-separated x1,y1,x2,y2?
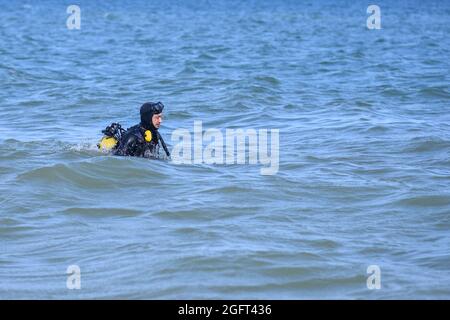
97,123,125,151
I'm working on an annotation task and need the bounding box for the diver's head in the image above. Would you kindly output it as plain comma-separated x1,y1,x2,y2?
140,102,164,130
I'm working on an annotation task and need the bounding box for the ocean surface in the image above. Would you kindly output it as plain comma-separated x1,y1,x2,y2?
0,0,449,299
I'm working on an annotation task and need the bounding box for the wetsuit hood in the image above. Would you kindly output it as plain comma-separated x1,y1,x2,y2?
140,102,164,130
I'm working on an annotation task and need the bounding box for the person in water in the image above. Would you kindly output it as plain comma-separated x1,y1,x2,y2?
113,102,170,158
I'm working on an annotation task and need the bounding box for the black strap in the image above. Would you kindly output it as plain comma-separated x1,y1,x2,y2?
157,132,170,157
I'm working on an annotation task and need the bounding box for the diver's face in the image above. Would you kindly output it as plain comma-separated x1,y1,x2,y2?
152,113,163,129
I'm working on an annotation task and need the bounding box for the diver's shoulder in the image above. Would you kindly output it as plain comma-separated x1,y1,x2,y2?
126,124,142,132
124,124,144,136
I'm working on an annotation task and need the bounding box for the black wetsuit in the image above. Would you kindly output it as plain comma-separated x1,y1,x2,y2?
113,102,167,159
113,124,160,158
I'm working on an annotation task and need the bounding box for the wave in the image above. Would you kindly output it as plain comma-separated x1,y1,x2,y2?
419,87,449,99
402,137,450,153
62,207,143,217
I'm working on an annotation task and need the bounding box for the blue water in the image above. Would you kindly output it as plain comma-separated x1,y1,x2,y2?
0,0,449,299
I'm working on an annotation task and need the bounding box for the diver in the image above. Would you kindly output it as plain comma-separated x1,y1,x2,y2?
98,102,170,159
